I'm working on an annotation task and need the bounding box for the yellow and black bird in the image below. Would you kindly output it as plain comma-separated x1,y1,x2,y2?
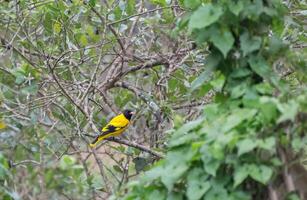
89,110,134,147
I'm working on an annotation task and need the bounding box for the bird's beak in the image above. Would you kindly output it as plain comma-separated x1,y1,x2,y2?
130,111,135,115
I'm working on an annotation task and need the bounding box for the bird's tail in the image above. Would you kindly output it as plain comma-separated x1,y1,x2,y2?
89,133,111,148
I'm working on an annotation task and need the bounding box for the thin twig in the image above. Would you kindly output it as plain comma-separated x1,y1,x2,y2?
107,6,181,26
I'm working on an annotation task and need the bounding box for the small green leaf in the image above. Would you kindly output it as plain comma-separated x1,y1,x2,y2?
277,100,299,123
169,133,199,148
188,4,223,31
53,21,61,34
258,97,279,123
77,34,88,46
0,153,10,179
113,165,123,173
15,72,25,84
228,1,244,16
133,157,147,173
43,12,53,33
222,109,257,133
209,143,224,160
234,164,249,187
210,27,234,58
237,138,257,156
258,137,276,151
187,168,210,200
0,120,7,129
248,164,273,184
161,162,189,191
240,32,261,56
205,186,228,200
89,0,96,7
231,84,247,99
168,192,184,200
248,55,272,80
126,0,136,15
291,137,304,152
21,84,38,95
255,82,274,95
210,72,225,92
190,53,221,91
203,157,221,177
150,0,167,6
184,0,200,10
60,155,76,169
173,118,204,137
286,192,301,200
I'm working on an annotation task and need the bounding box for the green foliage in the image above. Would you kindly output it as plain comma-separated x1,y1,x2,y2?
122,0,307,199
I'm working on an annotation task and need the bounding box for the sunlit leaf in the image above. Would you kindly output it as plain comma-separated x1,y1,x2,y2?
188,4,223,31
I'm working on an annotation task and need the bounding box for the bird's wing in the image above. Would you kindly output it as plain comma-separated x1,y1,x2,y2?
101,114,129,132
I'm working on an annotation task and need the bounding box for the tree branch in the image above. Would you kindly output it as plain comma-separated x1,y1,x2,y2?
84,134,164,158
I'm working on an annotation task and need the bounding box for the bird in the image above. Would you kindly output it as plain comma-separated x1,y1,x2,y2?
89,109,134,147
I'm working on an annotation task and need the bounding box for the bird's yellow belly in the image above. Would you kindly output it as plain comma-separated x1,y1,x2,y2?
112,127,127,137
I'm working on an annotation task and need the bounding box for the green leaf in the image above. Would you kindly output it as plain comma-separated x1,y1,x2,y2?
248,164,273,184
209,143,224,160
255,82,274,95
248,55,272,79
167,192,184,200
190,53,222,91
277,100,299,123
80,35,88,46
286,192,301,200
53,21,61,34
133,157,147,173
15,72,25,84
161,162,189,191
237,138,257,156
210,27,234,58
205,186,228,200
113,165,123,173
142,163,164,183
258,137,276,151
234,164,249,187
228,1,244,16
150,0,166,6
242,0,264,20
161,148,196,191
230,68,252,78
60,155,76,169
21,84,38,95
202,156,221,177
89,0,96,7
184,0,200,10
258,97,279,123
186,168,210,200
240,32,261,56
222,109,257,133
169,133,199,148
291,137,304,152
188,4,223,31
43,12,53,33
173,117,204,137
0,120,7,129
0,153,9,179
148,190,166,199
126,0,136,15
210,72,225,92
231,83,247,99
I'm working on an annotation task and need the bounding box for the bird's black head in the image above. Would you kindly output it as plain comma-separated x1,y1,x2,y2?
123,109,134,120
